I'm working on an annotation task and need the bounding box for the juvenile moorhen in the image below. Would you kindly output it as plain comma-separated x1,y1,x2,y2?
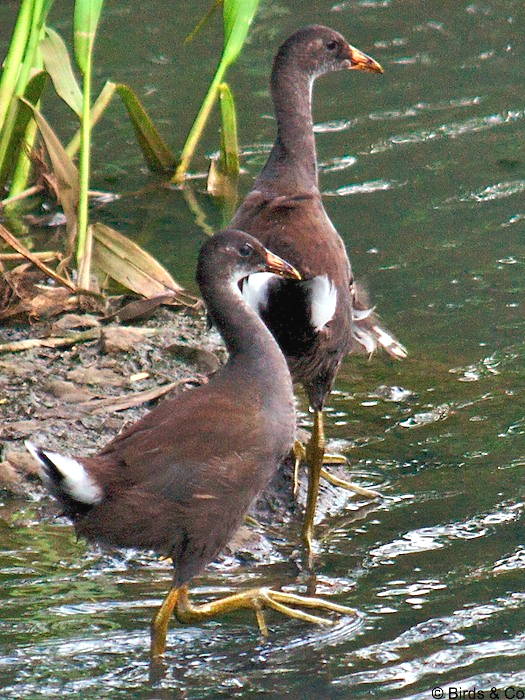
26,229,356,658
233,26,407,559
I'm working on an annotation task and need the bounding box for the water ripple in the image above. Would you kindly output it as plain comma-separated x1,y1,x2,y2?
369,110,524,153
334,593,525,691
369,96,481,122
318,154,357,173
461,180,525,202
369,500,524,562
314,119,355,133
324,179,401,196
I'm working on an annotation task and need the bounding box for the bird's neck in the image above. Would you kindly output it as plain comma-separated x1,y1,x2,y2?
204,276,292,393
257,65,318,194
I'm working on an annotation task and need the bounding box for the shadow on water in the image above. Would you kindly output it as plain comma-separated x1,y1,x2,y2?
1,0,524,696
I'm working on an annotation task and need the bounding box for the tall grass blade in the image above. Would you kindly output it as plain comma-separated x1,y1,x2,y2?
41,27,83,116
0,72,47,190
92,223,184,297
222,0,259,66
116,84,177,173
73,0,104,74
173,0,259,182
74,0,105,289
0,0,34,130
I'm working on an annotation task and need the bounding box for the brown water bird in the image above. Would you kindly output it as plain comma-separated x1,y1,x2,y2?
26,229,356,659
232,26,407,561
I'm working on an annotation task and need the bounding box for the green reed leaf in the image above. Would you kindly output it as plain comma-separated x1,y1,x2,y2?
116,84,177,174
222,0,259,68
73,0,104,74
41,27,83,116
0,72,48,190
173,0,259,182
217,82,239,175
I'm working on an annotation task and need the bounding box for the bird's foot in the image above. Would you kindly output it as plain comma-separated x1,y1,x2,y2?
320,467,382,499
292,439,382,500
175,585,357,637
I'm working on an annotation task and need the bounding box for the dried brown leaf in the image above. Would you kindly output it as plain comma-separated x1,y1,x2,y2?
68,366,126,387
44,379,95,403
92,223,183,298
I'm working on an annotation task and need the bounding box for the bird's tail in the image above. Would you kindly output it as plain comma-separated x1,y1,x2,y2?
350,281,407,359
25,441,102,506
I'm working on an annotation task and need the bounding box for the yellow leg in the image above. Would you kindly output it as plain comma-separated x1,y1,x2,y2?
150,586,180,659
301,410,325,566
293,425,382,503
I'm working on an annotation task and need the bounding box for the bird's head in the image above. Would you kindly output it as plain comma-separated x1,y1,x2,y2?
275,25,383,79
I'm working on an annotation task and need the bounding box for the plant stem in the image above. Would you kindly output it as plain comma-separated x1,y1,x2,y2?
0,0,34,130
7,18,46,203
76,48,92,287
172,69,225,183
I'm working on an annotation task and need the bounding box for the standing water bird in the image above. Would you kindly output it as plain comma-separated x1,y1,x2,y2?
233,26,407,561
26,230,356,659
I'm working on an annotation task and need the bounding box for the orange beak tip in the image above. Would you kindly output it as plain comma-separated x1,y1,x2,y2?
264,251,301,280
346,45,383,75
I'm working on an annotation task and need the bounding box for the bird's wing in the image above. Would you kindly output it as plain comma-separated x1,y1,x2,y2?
93,382,268,501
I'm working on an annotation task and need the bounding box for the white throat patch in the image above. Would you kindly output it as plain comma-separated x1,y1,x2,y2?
241,272,278,314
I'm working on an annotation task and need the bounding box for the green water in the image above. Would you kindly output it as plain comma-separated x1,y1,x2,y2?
1,0,524,697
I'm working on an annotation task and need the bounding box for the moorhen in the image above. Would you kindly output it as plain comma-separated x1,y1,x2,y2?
26,229,355,658
232,26,407,559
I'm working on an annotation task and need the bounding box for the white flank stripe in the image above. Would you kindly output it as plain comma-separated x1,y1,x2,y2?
306,275,337,331
25,440,102,504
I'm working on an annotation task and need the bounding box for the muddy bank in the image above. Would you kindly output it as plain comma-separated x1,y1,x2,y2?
0,304,369,563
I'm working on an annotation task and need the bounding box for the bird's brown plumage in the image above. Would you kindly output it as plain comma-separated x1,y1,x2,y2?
30,230,298,587
233,25,406,411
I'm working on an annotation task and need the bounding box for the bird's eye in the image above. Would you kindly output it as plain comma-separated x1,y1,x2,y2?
325,40,338,51
239,243,253,257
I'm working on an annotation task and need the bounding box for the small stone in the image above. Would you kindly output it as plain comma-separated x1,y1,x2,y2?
5,449,40,476
44,379,95,402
